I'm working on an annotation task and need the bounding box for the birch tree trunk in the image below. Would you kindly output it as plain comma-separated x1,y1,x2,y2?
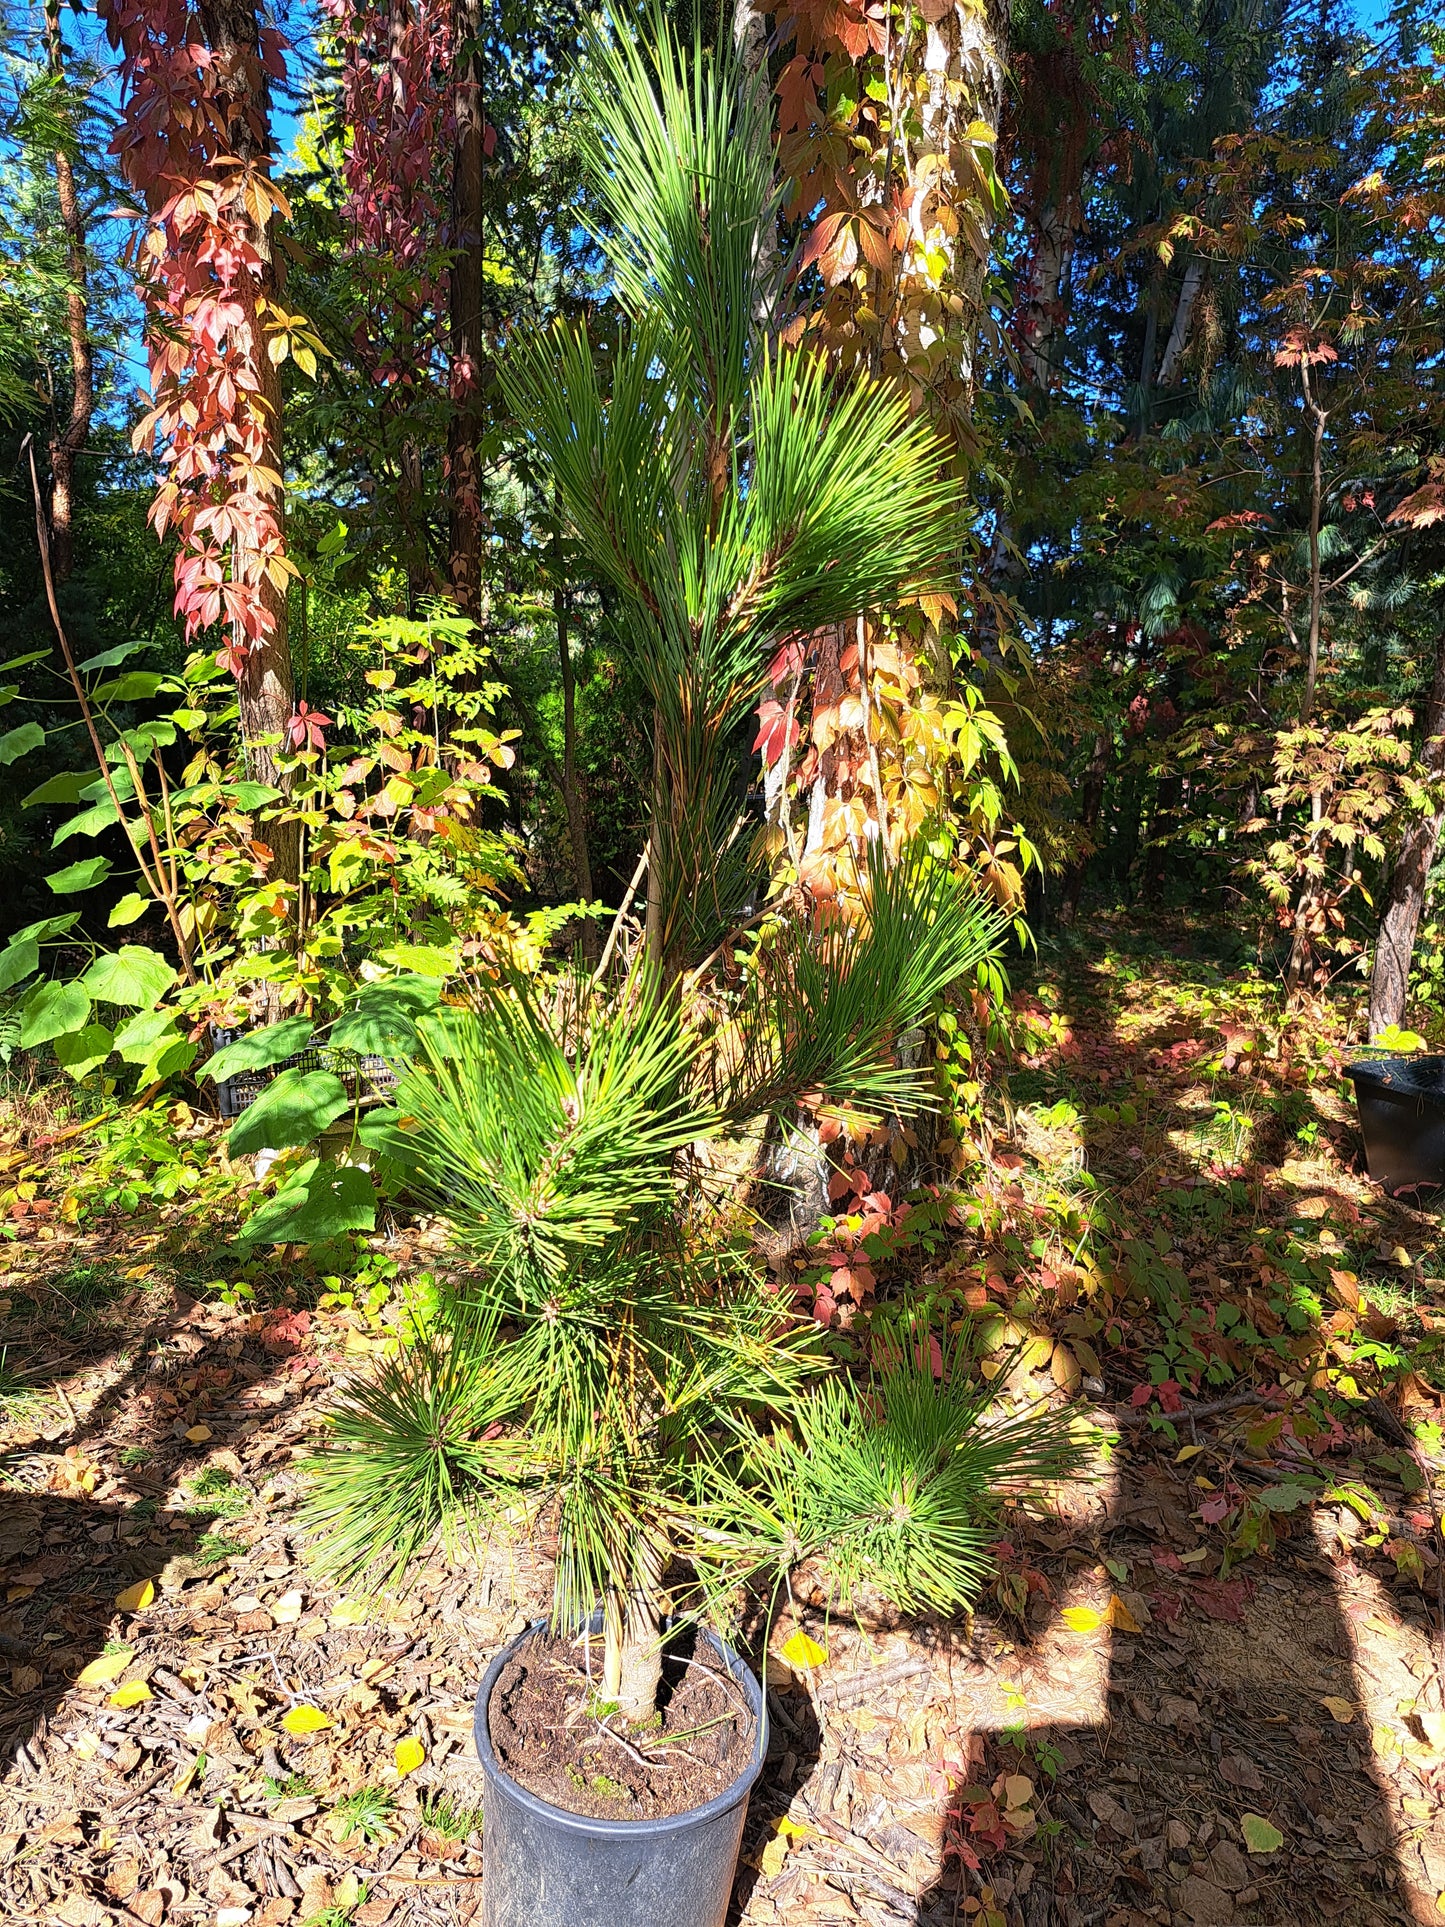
1367,632,1445,1037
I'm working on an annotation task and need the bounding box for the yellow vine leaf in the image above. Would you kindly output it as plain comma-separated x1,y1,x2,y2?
109,1681,152,1709
281,1705,331,1735
1061,1605,1103,1635
394,1736,425,1776
779,1630,828,1671
115,1579,155,1613
77,1649,133,1687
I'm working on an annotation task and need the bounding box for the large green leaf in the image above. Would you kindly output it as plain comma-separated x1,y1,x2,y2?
227,781,282,810
19,980,91,1048
0,723,45,764
0,937,39,995
239,1158,376,1246
113,1007,181,1065
47,855,112,894
228,1069,351,1156
108,893,151,928
23,770,88,809
54,1024,113,1081
75,640,148,674
14,912,79,943
91,672,167,702
53,798,122,847
331,976,441,1058
201,1016,315,1083
81,946,176,1009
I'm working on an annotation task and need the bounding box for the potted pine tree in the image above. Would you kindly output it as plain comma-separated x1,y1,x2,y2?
305,15,1082,1926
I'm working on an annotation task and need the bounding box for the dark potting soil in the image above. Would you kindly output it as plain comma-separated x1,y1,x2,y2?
486,1627,756,1821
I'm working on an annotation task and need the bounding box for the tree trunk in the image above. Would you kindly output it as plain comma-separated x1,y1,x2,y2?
1058,728,1111,926
448,0,487,619
1368,632,1445,1037
43,6,93,586
1157,255,1205,390
919,0,1008,401
1018,195,1079,393
553,528,597,960
200,0,299,885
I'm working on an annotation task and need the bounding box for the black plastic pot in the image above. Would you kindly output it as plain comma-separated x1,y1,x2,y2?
1346,1055,1445,1196
472,1622,767,1927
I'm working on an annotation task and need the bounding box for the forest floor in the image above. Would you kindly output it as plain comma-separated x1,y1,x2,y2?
0,911,1443,1927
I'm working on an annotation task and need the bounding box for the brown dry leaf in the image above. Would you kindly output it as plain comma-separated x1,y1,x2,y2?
1104,1592,1143,1634
1320,1695,1356,1723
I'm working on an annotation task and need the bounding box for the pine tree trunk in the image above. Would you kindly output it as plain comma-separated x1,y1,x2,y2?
200,0,298,885
44,11,93,586
1368,633,1445,1037
448,0,487,619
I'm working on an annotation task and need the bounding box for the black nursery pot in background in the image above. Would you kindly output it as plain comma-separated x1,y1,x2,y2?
1347,1055,1445,1197
472,1625,768,1927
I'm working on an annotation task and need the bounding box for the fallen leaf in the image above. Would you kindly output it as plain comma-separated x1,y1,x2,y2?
779,1629,827,1670
758,1815,812,1878
394,1736,425,1775
281,1705,331,1735
109,1681,152,1709
1061,1605,1103,1634
1104,1593,1143,1633
272,1589,304,1625
1241,1813,1284,1854
77,1649,133,1687
1003,1773,1033,1808
1320,1695,1356,1723
184,1424,212,1443
115,1579,154,1613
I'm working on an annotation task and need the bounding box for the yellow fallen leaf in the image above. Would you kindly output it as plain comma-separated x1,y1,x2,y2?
1061,1605,1103,1634
1175,1444,1205,1462
281,1705,331,1735
1320,1696,1356,1723
395,1736,425,1775
779,1630,828,1671
1003,1773,1033,1809
758,1815,812,1877
77,1649,133,1687
1105,1593,1143,1634
185,1425,212,1443
115,1579,155,1613
330,1598,370,1627
109,1681,152,1709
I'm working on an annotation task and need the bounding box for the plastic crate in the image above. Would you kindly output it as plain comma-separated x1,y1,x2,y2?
211,1031,398,1120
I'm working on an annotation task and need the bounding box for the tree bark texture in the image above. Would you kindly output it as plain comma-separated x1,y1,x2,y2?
201,0,299,884
1058,728,1112,926
1368,633,1445,1037
44,5,94,585
448,0,487,619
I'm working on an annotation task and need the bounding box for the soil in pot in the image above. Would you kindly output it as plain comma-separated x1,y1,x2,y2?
486,1625,756,1821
